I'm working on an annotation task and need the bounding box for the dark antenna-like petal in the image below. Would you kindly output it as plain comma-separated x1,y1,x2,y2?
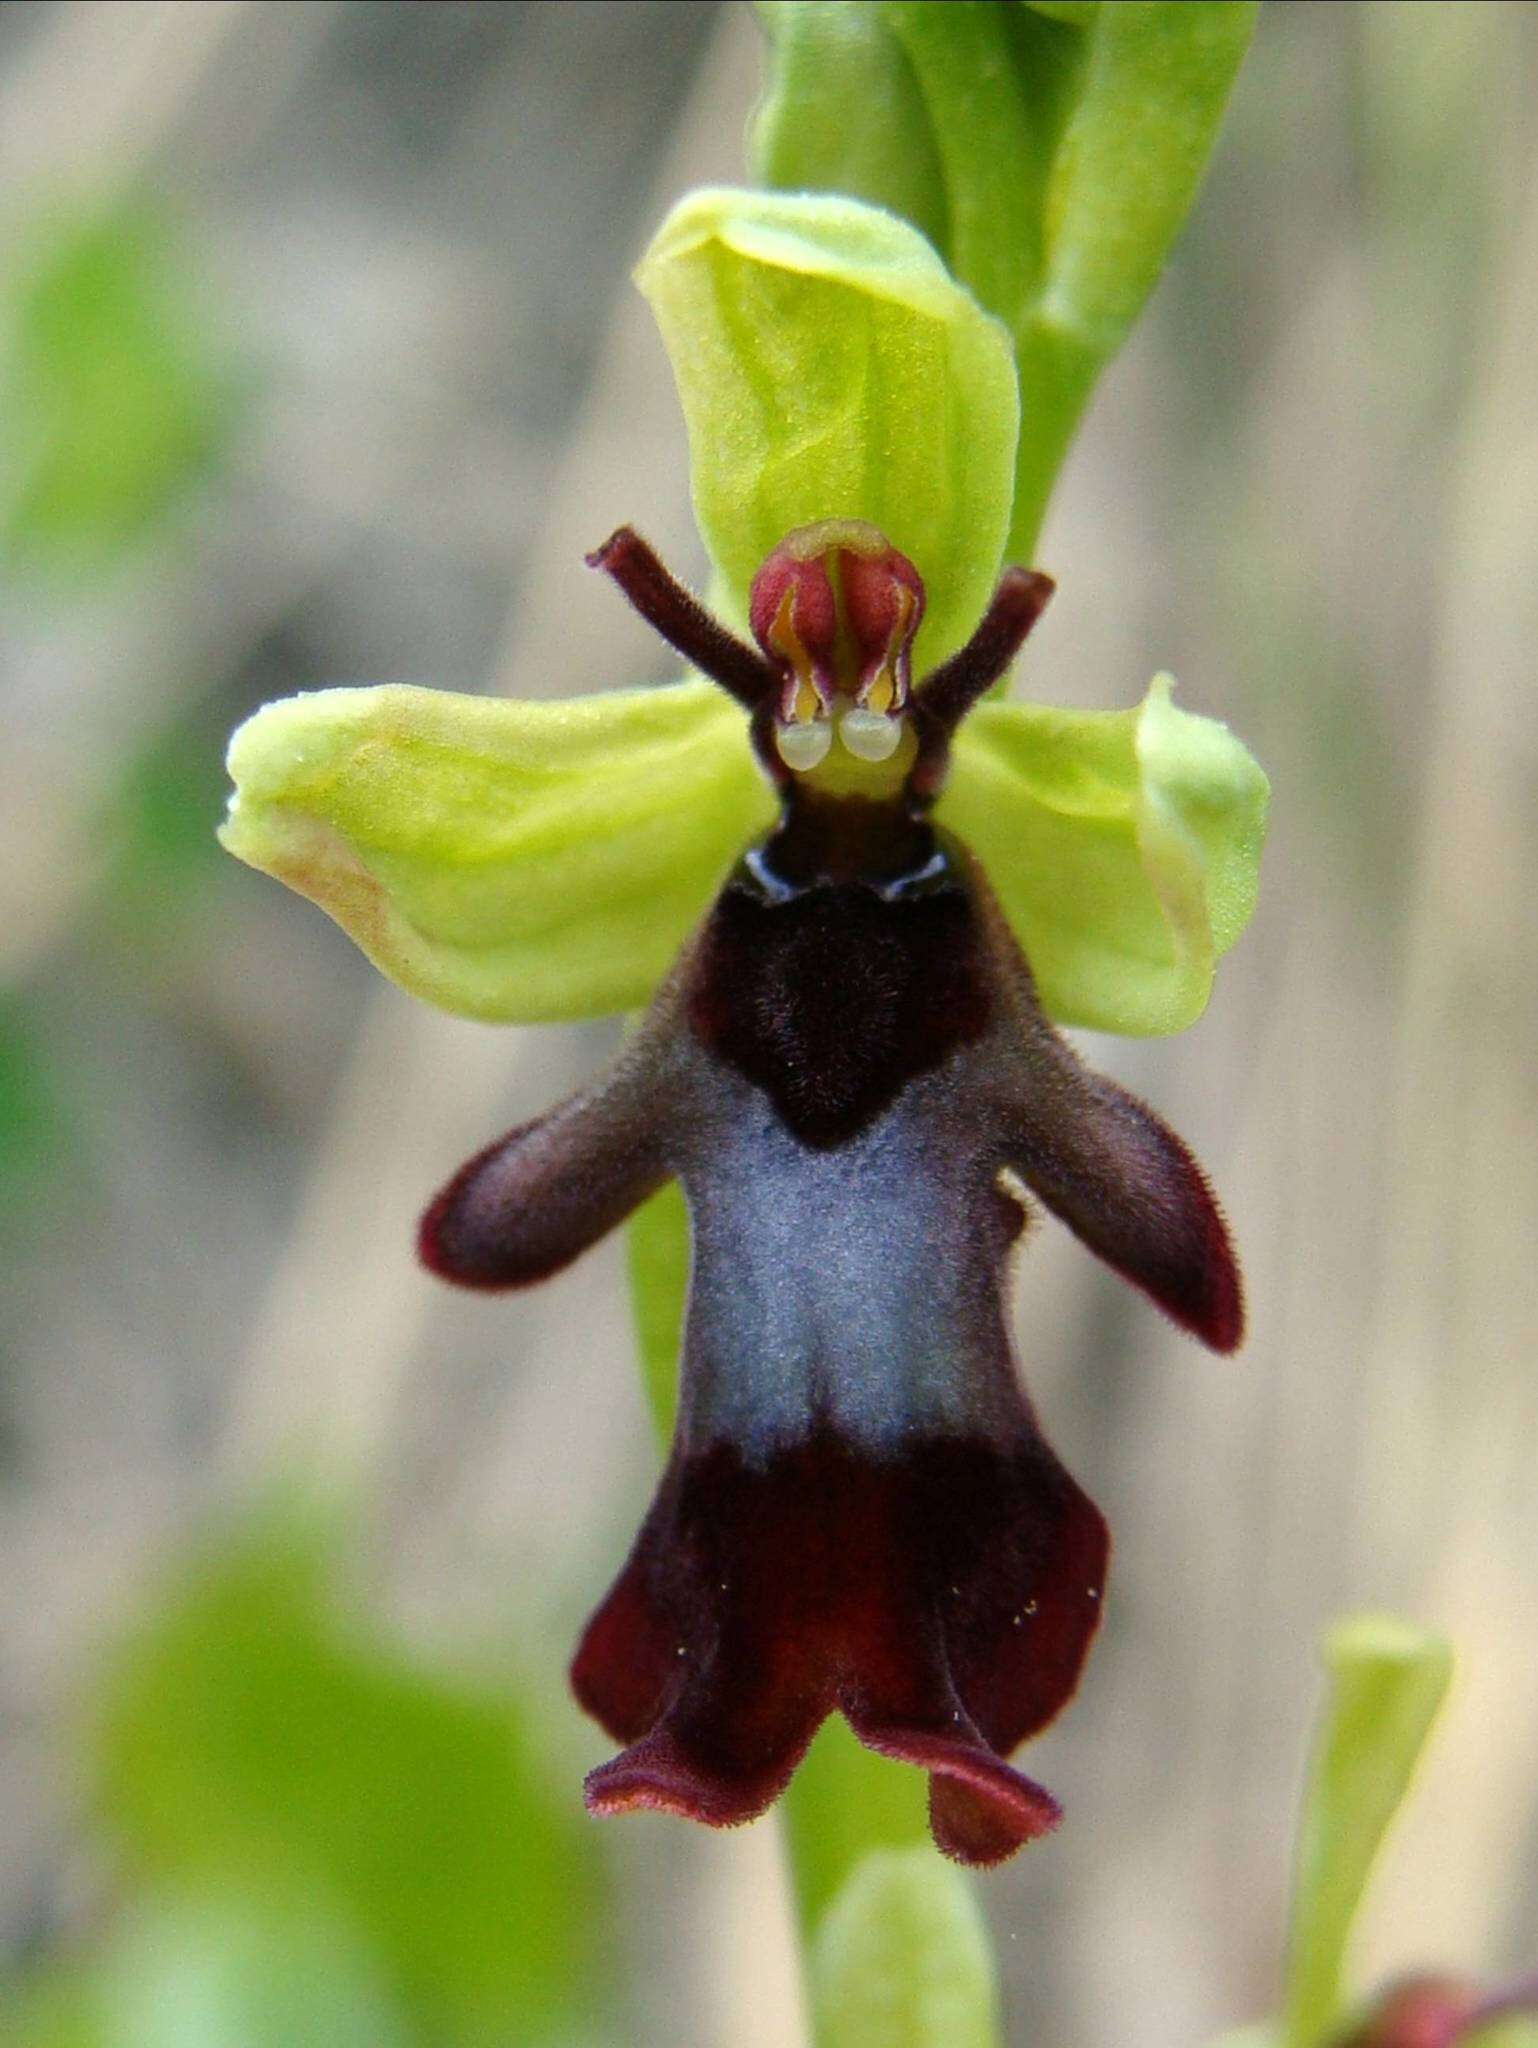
587,527,779,711
910,568,1055,801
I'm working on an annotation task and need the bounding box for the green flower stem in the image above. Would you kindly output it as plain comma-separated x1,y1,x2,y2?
1006,319,1102,562
625,1180,690,1439
748,3,949,257
877,2,1048,336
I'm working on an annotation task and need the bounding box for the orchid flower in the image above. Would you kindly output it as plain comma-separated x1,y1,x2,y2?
221,189,1267,1865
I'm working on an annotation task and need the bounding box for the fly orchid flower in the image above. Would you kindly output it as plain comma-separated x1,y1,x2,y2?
221,191,1268,1866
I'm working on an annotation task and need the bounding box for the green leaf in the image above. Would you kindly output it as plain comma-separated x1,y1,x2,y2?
0,201,235,578
754,1,1085,325
939,673,1267,1035
93,1506,603,2045
1031,3,1257,356
810,1847,1001,2048
877,3,1069,336
1281,1617,1454,2048
637,187,1019,670
219,679,772,1022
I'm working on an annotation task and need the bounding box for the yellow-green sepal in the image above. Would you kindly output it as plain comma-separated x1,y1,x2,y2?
636,186,1019,674
940,674,1267,1035
219,679,772,1023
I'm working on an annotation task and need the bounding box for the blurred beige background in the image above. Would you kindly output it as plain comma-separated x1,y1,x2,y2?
2,4,1536,2044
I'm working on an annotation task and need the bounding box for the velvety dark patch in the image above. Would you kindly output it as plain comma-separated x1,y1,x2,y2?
417,1070,667,1290
687,862,993,1148
571,1423,1108,1866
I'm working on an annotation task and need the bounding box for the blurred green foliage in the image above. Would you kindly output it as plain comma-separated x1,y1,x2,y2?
103,708,234,940
15,1893,409,2048
0,201,235,581
12,1509,609,2048
0,995,70,1203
